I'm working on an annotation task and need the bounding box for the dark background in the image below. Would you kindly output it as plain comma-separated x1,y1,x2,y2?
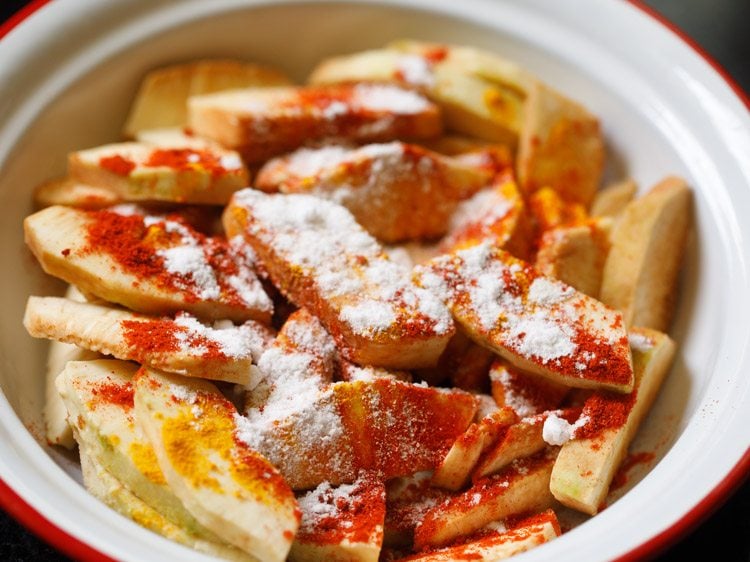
0,0,748,560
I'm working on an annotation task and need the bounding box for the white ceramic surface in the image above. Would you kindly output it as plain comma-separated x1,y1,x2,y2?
0,1,748,561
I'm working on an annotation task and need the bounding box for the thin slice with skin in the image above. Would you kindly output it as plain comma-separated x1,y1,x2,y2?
123,58,292,138
23,205,273,323
431,407,517,491
133,367,299,562
33,177,122,209
398,509,561,561
472,408,580,481
25,296,271,385
549,327,676,515
188,83,442,164
68,140,249,205
413,448,558,550
415,241,634,393
56,359,215,538
79,447,255,561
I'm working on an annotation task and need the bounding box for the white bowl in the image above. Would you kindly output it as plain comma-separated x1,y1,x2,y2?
1,1,749,560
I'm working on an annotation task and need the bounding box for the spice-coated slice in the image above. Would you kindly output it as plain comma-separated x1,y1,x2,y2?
23,205,273,323
188,83,442,163
24,296,273,385
223,190,455,369
384,471,454,548
431,407,517,491
133,367,299,562
548,327,676,515
415,241,634,393
68,140,249,205
488,359,570,418
517,81,605,207
599,176,692,332
472,408,580,481
79,447,254,561
412,448,558,550
255,141,492,243
289,474,386,562
242,308,349,490
534,220,611,299
439,171,534,262
308,41,533,148
56,359,216,538
397,509,561,561
123,58,292,138
244,367,477,490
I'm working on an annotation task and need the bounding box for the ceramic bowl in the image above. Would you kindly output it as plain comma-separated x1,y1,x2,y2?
0,1,749,560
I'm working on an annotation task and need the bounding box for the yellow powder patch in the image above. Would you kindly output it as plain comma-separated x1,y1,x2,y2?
129,441,167,486
160,391,293,507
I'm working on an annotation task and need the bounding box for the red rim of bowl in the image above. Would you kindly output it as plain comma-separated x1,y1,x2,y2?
0,0,748,560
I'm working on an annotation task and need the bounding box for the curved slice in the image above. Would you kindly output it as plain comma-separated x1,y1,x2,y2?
133,367,299,562
23,205,272,323
79,448,255,561
25,296,271,385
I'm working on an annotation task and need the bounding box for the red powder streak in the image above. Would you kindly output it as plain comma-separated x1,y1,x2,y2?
610,451,655,492
121,318,228,362
574,389,637,440
145,148,233,177
99,154,136,176
298,474,385,545
91,379,134,409
83,210,248,305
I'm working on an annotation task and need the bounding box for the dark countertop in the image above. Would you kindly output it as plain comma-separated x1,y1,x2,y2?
1,0,748,561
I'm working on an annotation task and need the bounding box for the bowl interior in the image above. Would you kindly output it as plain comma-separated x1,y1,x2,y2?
0,1,747,561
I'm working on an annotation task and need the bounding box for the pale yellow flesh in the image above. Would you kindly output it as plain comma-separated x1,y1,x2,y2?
599,176,692,332
133,368,298,562
24,296,254,385
79,446,256,562
56,359,214,537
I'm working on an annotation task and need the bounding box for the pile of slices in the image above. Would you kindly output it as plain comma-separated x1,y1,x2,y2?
22,41,691,561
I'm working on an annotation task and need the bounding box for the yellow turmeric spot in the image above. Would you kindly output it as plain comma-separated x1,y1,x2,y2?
129,441,167,486
160,392,291,506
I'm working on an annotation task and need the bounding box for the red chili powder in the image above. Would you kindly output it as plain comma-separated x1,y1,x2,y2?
145,148,232,177
99,154,136,176
121,318,228,362
297,473,385,545
91,379,134,409
574,389,637,440
84,210,245,305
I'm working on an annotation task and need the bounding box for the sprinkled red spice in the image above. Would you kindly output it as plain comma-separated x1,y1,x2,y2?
297,473,385,545
120,318,228,362
83,210,252,306
100,154,136,176
61,248,71,257
90,378,134,409
574,389,637,440
335,379,476,478
145,148,235,177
